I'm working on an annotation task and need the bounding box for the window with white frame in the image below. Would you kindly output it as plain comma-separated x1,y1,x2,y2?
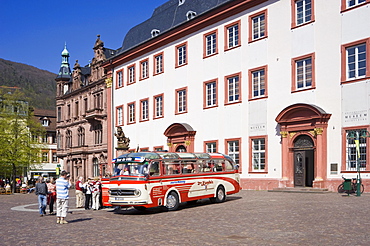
52,152,57,163
128,103,135,123
154,95,163,118
42,118,49,126
42,152,48,162
141,99,149,121
206,142,217,153
154,53,163,74
252,138,266,171
226,75,240,103
177,44,187,66
296,57,312,89
227,23,239,49
346,129,367,171
346,43,366,80
252,69,266,98
347,0,366,8
205,32,217,56
117,70,123,87
140,60,149,80
295,0,312,25
252,13,265,40
205,81,217,107
227,140,240,165
128,65,135,84
117,107,123,125
177,88,187,113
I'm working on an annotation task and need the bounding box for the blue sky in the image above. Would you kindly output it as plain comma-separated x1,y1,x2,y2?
0,0,168,74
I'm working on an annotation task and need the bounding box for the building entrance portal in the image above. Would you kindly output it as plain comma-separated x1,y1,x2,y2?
164,123,196,152
276,103,331,188
293,135,314,187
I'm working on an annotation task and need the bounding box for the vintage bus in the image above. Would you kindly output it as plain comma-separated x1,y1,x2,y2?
102,152,240,211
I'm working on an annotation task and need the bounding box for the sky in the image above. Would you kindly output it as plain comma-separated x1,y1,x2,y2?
0,0,168,74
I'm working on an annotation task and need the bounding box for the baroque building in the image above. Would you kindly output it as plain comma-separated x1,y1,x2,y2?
55,36,115,180
101,0,370,192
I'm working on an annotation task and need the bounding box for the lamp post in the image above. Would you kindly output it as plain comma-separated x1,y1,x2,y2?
347,130,370,197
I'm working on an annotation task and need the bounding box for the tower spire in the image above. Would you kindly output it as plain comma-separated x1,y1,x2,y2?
56,43,71,79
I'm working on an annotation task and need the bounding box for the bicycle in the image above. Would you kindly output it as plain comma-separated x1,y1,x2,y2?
337,176,364,194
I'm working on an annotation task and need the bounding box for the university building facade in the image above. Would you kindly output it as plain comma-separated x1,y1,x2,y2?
99,0,370,192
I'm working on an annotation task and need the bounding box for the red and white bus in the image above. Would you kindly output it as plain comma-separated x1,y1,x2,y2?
102,152,241,211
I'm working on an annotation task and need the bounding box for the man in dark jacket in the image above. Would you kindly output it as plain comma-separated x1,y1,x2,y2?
35,176,48,216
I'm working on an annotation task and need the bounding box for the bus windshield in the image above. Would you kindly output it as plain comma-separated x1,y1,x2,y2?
114,162,149,176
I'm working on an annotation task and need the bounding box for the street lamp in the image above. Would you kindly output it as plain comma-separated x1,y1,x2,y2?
347,130,370,196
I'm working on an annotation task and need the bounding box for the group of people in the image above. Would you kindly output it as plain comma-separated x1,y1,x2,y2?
75,176,102,210
35,171,71,224
35,172,102,225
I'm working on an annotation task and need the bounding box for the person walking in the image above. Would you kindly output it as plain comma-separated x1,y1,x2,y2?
56,171,71,224
47,177,56,215
35,176,48,217
75,177,84,208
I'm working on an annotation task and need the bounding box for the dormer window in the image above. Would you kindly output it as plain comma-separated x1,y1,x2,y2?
42,118,50,127
179,0,185,6
186,11,196,20
151,29,160,37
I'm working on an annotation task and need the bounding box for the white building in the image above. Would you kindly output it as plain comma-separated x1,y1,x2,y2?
103,0,370,191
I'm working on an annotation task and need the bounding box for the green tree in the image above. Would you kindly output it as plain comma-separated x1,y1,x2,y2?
0,89,45,193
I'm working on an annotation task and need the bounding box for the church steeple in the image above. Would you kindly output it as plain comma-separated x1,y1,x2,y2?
56,43,71,79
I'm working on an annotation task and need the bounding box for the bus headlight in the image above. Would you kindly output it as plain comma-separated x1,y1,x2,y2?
134,189,141,196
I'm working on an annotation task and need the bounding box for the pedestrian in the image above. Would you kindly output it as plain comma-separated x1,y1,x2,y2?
75,177,84,208
56,171,71,224
47,177,56,215
35,176,48,217
92,177,101,210
84,178,93,210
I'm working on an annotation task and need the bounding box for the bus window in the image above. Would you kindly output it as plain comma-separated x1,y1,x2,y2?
214,160,224,172
200,160,213,172
225,160,234,171
164,161,181,175
149,161,160,176
182,162,196,173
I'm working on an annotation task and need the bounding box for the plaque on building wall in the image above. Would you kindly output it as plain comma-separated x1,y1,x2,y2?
343,110,368,124
249,123,267,135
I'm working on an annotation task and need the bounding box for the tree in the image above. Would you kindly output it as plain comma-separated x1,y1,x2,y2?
0,89,45,193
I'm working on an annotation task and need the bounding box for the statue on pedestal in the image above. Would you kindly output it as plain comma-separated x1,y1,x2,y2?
115,126,130,149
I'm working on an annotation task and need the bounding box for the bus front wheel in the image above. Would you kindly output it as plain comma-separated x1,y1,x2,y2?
210,186,226,203
165,191,180,211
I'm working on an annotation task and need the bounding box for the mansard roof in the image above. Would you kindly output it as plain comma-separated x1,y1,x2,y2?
118,0,232,54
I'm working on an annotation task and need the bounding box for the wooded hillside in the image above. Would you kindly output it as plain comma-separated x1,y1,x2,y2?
0,58,56,110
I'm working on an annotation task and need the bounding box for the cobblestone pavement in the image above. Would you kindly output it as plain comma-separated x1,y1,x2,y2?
1,190,370,246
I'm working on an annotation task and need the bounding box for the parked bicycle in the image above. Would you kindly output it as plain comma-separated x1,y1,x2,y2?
337,176,364,194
